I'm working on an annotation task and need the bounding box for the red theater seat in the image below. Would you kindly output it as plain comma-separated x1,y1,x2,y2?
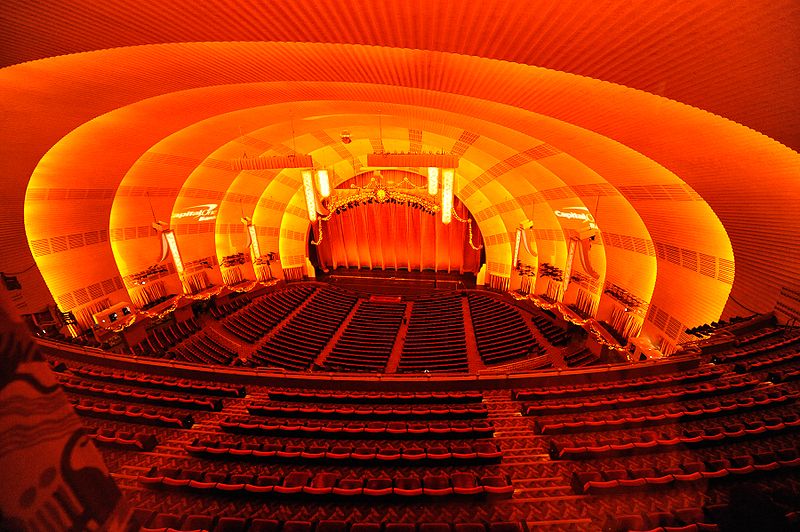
304,472,339,495
385,524,417,532
423,475,453,496
452,472,483,495
350,524,382,532
364,477,393,497
275,471,312,494
419,524,452,532
394,476,423,497
282,521,313,532
333,477,364,496
454,524,486,532
316,521,349,532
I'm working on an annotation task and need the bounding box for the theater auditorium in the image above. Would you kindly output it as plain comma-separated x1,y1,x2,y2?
1,1,799,531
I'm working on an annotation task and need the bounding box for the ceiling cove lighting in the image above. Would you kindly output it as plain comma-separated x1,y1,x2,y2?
302,170,317,222
427,167,439,195
441,168,455,224
367,153,459,168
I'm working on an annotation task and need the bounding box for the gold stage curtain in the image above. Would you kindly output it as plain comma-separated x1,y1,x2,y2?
315,198,481,274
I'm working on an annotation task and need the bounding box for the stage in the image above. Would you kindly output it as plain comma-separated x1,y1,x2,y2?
316,268,476,298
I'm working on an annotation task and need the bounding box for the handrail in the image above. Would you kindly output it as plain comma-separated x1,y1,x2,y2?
36,338,699,392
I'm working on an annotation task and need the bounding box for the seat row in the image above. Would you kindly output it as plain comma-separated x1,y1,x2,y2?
467,293,536,365
86,426,158,451
734,326,783,346
530,313,568,345
133,319,199,355
533,388,795,434
400,295,469,373
58,375,223,411
169,332,238,366
324,301,405,372
606,506,725,532
247,403,488,420
185,438,502,464
734,347,800,372
513,366,726,401
211,294,252,319
139,468,514,499
564,348,599,367
769,365,800,383
220,417,494,439
223,286,316,343
549,413,800,460
253,289,358,370
132,508,524,532
572,446,800,494
522,376,761,416
68,365,246,396
712,333,800,363
71,398,194,428
267,389,483,404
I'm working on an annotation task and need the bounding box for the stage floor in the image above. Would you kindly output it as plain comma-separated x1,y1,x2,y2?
317,267,476,297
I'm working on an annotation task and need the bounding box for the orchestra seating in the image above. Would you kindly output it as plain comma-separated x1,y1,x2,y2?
323,301,406,372
251,288,359,370
563,347,600,367
467,293,539,365
169,331,239,365
399,293,469,372
211,293,252,319
530,313,568,345
224,285,316,342
131,318,199,356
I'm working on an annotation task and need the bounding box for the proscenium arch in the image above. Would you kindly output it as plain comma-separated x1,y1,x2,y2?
13,41,750,347
108,102,651,310
128,107,624,308
104,103,576,298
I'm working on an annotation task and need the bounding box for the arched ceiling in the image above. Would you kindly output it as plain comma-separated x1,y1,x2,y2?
2,0,797,150
2,1,799,347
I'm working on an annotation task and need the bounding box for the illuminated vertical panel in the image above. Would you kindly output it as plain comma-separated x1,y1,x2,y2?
427,167,439,195
302,170,317,221
441,168,454,224
316,169,330,198
563,238,577,294
248,223,261,259
163,230,184,273
514,228,522,266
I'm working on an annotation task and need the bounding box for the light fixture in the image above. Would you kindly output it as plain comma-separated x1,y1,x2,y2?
248,224,261,259
441,168,455,224
163,230,184,273
514,228,522,266
316,169,331,198
427,167,439,195
302,170,317,222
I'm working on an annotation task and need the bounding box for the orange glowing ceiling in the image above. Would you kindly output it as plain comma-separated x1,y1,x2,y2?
1,0,799,342
2,0,797,150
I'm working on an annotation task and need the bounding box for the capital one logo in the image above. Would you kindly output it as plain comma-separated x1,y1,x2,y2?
172,203,218,222
554,208,597,230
